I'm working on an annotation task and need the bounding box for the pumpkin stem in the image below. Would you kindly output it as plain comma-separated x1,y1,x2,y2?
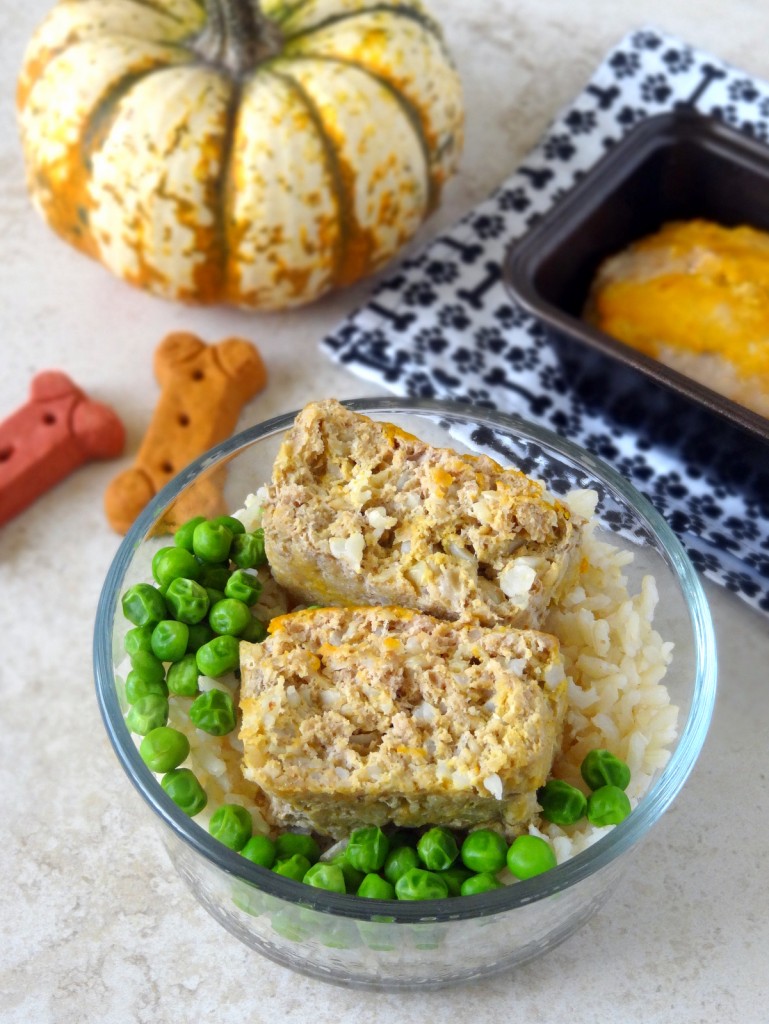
196,0,283,77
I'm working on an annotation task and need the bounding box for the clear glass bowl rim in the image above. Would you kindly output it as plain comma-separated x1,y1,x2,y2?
93,397,717,924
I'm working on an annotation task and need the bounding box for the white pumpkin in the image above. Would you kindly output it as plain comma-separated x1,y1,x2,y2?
17,0,464,309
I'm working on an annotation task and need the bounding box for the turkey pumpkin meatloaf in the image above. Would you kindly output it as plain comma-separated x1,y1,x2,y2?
262,400,584,629
239,606,567,838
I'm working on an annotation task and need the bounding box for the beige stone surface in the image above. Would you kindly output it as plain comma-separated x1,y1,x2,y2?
2,1,768,1021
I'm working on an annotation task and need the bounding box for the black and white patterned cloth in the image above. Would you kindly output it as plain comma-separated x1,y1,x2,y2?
321,28,769,617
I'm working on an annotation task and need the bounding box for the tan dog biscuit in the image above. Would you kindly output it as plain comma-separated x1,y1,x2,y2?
105,333,267,534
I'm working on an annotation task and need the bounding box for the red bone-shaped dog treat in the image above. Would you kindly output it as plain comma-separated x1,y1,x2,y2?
0,371,125,527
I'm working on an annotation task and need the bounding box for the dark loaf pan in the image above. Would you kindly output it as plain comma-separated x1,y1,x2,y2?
503,109,769,509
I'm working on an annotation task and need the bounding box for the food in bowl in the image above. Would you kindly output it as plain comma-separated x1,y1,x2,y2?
116,399,678,902
585,218,769,418
239,605,567,837
263,399,583,628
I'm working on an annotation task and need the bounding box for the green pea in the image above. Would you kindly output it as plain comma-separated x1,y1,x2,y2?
121,583,167,627
270,907,311,941
130,648,166,685
275,832,320,864
346,827,390,873
581,749,632,792
150,619,190,663
124,624,154,658
240,834,277,869
161,768,207,816
186,621,215,653
195,634,240,678
395,868,449,901
209,597,251,637
330,853,364,892
383,844,420,885
209,803,253,850
124,671,167,704
437,865,474,896
506,835,557,880
586,785,632,826
538,779,588,825
273,854,311,882
417,827,458,871
174,515,207,552
189,688,236,735
166,653,200,697
197,564,231,591
303,863,346,893
240,616,268,644
460,872,504,896
231,529,266,570
460,829,508,874
164,577,210,624
356,873,395,899
317,919,358,950
412,923,449,950
225,569,262,606
151,546,200,588
192,520,233,564
210,515,246,536
231,881,268,917
139,726,190,774
357,919,396,951
125,694,169,735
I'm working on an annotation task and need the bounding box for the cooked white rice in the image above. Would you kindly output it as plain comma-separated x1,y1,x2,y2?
126,485,678,868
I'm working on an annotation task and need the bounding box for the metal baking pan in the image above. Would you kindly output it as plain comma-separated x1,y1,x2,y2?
503,109,769,458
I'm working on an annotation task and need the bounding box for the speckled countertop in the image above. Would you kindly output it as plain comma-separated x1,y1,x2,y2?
2,2,769,1022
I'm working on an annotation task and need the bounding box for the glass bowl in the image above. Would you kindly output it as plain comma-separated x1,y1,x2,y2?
93,397,717,990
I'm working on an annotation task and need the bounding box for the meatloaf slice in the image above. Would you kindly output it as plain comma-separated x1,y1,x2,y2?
239,606,567,838
262,399,583,629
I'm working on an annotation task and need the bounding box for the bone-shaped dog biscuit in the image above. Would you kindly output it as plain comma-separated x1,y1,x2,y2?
104,333,267,534
0,371,125,527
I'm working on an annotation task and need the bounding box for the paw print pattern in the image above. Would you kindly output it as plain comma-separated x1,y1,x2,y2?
402,280,437,307
631,30,663,51
564,108,597,135
662,47,694,74
450,346,485,374
403,373,436,398
609,50,641,79
496,187,531,212
729,77,760,103
640,73,673,104
543,134,577,161
475,325,507,355
616,105,648,128
438,304,471,331
319,27,769,618
424,259,459,286
413,327,449,358
493,303,531,330
469,214,506,240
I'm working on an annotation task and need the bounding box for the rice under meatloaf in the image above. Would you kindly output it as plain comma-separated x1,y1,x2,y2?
239,606,567,838
262,399,584,629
